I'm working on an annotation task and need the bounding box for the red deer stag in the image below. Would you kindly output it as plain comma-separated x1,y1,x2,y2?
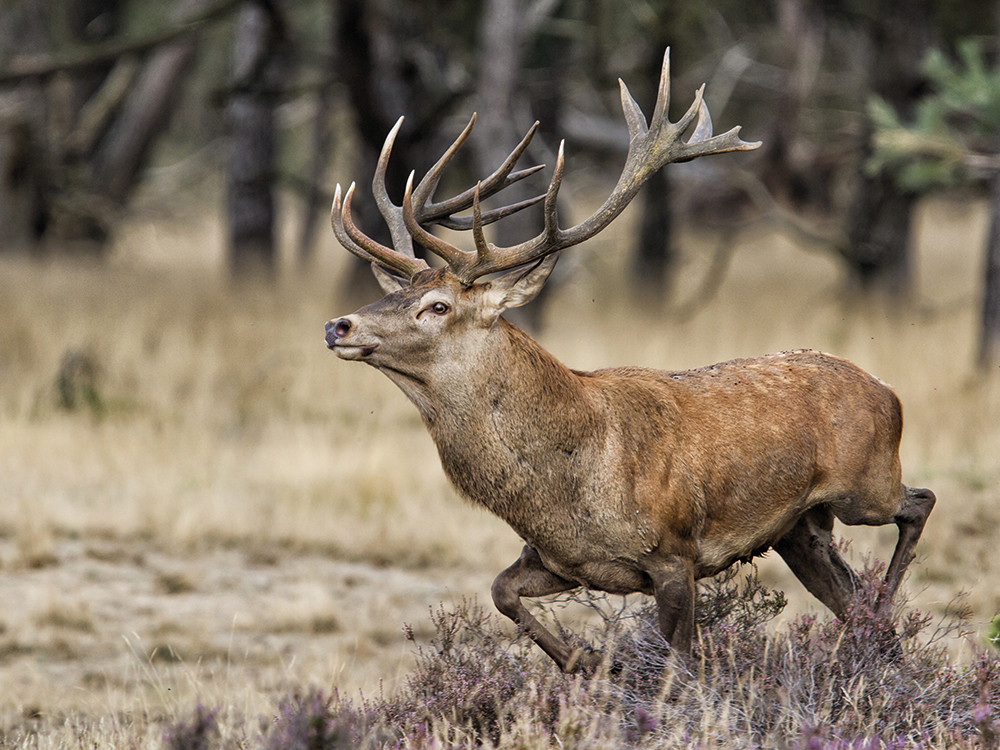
324,50,935,674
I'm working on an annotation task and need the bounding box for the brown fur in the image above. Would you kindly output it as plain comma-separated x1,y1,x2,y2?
326,270,936,673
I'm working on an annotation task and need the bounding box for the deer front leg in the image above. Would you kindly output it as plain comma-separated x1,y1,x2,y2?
491,545,598,674
645,556,696,653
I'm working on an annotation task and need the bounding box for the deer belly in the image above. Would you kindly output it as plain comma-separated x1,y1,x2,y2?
534,548,652,595
694,516,798,578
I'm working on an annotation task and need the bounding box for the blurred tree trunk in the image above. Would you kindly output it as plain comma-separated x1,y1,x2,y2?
0,1,50,252
981,171,1000,369
474,0,535,327
226,0,287,277
65,0,123,115
48,0,126,250
627,14,706,300
473,0,535,245
91,8,197,204
759,0,828,209
335,0,413,301
844,171,914,293
978,0,1000,371
842,1,935,295
473,0,559,329
1,0,230,255
297,4,335,263
333,0,467,302
77,0,220,251
633,167,672,296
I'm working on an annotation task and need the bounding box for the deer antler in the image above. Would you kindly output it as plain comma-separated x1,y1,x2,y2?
331,115,546,281
332,48,760,285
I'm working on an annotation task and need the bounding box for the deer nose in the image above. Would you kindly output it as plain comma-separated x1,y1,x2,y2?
325,317,353,348
332,318,352,337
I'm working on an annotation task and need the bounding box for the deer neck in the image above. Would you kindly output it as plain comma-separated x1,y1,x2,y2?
380,318,595,513
377,318,582,425
465,317,583,414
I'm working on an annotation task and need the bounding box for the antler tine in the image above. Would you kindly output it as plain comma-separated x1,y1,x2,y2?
371,116,418,257
426,164,548,224
667,89,755,162
689,93,714,144
419,121,544,222
335,182,430,279
464,164,558,260
328,120,426,279
471,183,488,254
330,184,374,262
541,140,566,244
620,77,650,140
373,117,403,216
409,114,478,218
436,192,545,231
649,46,671,132
402,172,476,274
467,152,560,274
457,141,565,284
448,48,761,283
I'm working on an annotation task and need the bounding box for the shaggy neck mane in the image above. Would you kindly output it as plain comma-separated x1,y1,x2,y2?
380,317,594,481
443,317,586,425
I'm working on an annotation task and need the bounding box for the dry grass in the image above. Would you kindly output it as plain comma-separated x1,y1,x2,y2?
0,193,998,746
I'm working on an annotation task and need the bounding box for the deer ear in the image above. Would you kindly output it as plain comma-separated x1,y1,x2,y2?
371,263,407,294
482,253,559,316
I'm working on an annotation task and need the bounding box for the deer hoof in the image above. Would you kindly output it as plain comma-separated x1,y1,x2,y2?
565,648,603,676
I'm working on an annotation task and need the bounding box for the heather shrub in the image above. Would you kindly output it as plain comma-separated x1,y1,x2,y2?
263,689,392,750
163,703,219,750
166,562,1000,748
386,601,566,743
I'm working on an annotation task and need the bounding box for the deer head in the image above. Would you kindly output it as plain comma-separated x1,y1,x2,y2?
325,49,760,378
324,259,559,420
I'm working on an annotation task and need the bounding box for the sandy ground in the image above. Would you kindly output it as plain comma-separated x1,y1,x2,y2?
0,535,501,723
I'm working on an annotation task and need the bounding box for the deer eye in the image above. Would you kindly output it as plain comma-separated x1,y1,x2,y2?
430,301,450,315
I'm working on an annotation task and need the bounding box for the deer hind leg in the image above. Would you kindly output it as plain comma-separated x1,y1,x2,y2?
774,504,859,618
491,545,598,674
876,485,935,612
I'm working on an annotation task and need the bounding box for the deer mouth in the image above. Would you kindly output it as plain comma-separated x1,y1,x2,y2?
330,342,378,360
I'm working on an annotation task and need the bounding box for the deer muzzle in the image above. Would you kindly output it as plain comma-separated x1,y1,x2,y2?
325,317,377,359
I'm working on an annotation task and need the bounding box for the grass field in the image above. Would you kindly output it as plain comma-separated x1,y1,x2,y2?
1,193,998,747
